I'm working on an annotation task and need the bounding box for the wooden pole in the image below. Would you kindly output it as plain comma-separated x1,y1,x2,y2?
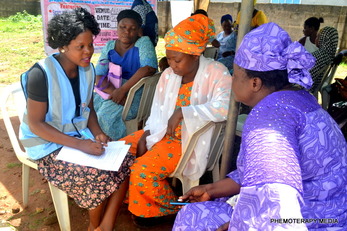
219,0,254,178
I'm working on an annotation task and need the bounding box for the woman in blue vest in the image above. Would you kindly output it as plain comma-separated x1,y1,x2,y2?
19,8,134,231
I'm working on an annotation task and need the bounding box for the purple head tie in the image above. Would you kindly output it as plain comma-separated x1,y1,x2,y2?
234,22,316,89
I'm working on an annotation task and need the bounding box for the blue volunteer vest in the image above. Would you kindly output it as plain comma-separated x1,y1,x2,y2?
19,55,95,160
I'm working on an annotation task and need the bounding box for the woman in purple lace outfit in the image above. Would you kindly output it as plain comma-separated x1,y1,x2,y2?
173,22,347,231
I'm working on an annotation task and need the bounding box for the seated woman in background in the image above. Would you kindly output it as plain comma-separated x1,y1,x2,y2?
298,17,324,53
94,9,157,141
120,14,232,227
211,14,236,73
173,22,347,231
19,8,135,231
131,0,159,47
310,26,338,93
234,0,268,31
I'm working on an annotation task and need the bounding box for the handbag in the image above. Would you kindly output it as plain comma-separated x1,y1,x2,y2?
94,61,122,100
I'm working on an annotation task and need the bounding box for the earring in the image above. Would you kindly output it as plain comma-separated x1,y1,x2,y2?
61,49,65,53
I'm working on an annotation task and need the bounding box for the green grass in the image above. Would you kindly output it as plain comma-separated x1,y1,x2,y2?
29,189,41,196
0,11,345,85
6,162,21,169
335,61,347,80
0,11,45,84
156,37,166,59
0,11,166,85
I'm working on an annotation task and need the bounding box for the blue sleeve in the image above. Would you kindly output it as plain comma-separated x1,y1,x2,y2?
95,40,115,76
135,36,158,69
227,169,240,185
225,33,237,52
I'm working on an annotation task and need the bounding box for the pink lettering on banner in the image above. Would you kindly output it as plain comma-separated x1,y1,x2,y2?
60,4,80,9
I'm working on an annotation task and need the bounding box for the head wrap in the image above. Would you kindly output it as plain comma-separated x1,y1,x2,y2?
164,14,215,55
221,14,233,25
117,9,142,27
310,26,338,91
234,22,316,89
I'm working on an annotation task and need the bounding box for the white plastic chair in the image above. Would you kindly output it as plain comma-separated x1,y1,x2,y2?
0,83,71,231
170,121,226,193
236,114,247,137
122,72,161,135
203,46,219,60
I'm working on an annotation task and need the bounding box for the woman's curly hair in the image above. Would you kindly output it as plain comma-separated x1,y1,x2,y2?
47,8,100,49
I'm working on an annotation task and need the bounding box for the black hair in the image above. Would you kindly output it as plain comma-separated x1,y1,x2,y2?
191,9,208,17
245,69,290,91
117,9,142,27
159,56,169,71
304,17,324,31
47,8,100,49
159,56,168,63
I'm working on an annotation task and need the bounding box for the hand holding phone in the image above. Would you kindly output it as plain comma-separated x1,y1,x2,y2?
170,201,190,206
336,79,343,86
336,79,347,88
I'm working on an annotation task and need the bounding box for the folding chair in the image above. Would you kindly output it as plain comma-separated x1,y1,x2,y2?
170,121,226,193
319,54,343,110
312,63,331,100
122,72,161,135
0,83,71,231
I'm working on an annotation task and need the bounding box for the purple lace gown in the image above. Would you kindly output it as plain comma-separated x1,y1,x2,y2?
173,90,347,231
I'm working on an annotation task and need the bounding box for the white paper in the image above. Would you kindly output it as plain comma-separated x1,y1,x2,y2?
56,141,130,171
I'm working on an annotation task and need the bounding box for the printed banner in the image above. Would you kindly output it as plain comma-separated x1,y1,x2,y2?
41,0,157,55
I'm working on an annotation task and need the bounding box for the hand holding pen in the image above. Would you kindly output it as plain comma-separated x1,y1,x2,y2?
94,133,111,147
79,130,108,156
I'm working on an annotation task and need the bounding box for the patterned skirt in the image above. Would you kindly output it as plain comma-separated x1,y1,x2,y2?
38,148,135,210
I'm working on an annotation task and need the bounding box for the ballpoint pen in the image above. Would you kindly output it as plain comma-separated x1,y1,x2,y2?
80,130,96,142
80,130,108,147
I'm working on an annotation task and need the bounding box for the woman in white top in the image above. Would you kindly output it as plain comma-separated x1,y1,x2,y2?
211,14,236,73
298,17,324,53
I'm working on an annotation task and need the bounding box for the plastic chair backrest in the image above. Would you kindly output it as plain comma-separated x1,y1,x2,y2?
203,46,219,60
312,64,331,99
0,83,36,169
236,114,247,137
0,83,71,231
169,121,226,193
122,72,161,135
205,121,226,182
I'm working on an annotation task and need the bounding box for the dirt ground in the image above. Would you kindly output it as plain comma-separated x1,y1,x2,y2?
0,85,174,231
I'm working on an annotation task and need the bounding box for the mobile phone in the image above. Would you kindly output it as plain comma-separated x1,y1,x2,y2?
170,201,190,206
